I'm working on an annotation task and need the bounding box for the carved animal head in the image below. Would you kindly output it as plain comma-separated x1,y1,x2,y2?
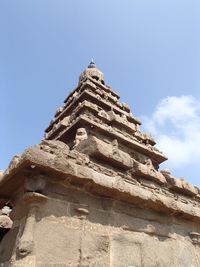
76,128,87,137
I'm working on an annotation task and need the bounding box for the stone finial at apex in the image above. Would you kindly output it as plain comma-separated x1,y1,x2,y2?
79,60,105,85
88,59,96,68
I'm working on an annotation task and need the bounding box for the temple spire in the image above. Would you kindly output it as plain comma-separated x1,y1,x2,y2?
79,61,105,85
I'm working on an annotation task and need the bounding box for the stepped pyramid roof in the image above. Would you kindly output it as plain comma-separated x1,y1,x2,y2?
44,62,167,166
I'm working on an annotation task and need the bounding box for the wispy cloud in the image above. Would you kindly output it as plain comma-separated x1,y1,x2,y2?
142,95,200,168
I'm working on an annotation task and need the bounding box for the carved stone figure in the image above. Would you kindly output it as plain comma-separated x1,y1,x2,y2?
73,128,88,148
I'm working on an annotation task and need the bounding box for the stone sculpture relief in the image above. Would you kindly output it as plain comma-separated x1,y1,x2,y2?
73,128,88,148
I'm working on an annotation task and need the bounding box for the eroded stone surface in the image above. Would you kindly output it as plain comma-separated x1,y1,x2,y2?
1,63,200,266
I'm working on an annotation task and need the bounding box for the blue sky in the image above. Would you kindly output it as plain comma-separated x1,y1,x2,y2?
1,1,200,185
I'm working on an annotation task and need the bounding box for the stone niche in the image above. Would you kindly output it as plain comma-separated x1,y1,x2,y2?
1,177,200,267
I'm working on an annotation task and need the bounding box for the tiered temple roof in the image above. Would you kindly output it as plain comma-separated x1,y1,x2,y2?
1,62,200,266
1,62,200,245
39,61,199,199
44,61,167,167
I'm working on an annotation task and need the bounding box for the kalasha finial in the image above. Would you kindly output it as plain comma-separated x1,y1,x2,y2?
88,59,96,68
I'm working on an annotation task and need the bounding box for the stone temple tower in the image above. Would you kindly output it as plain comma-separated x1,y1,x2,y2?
1,62,200,266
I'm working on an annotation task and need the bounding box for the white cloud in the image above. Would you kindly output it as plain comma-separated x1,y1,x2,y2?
142,95,200,168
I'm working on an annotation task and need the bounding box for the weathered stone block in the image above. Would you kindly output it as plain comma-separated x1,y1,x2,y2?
77,136,133,169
